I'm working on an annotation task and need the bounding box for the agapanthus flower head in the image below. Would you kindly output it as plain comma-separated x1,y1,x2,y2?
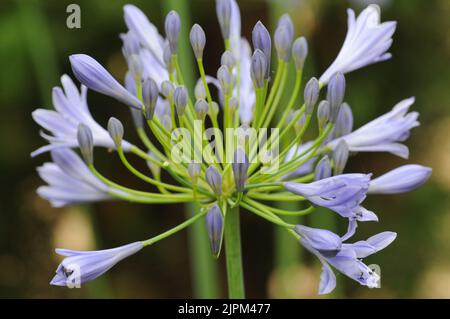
51,242,143,287
319,5,396,84
32,2,430,295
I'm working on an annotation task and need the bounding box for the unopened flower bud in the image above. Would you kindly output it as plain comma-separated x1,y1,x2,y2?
221,50,235,70
277,14,294,40
274,25,292,62
252,21,271,78
163,43,174,73
142,78,159,120
232,148,249,192
205,166,222,196
211,102,219,116
165,11,181,53
77,124,94,165
229,97,238,112
327,72,346,122
216,0,232,39
315,155,331,181
127,54,142,82
250,49,267,88
107,117,124,148
304,77,320,114
195,99,209,120
205,204,224,257
292,37,308,70
190,24,206,60
333,140,349,175
188,161,201,183
174,86,188,116
161,80,175,100
317,100,330,129
194,79,206,100
217,65,233,96
334,103,353,138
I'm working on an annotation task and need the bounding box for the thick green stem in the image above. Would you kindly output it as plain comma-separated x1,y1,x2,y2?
224,206,245,298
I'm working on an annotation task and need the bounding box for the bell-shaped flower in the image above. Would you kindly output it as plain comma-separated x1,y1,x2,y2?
298,226,396,294
319,5,396,84
368,164,432,194
32,75,132,157
50,241,143,287
36,148,119,207
69,54,142,109
285,174,371,219
328,97,419,159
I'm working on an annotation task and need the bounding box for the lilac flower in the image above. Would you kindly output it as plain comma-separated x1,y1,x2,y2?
296,225,396,294
294,225,341,257
69,54,143,109
285,174,372,220
328,97,419,159
32,75,132,157
50,242,143,287
319,5,396,84
123,4,165,65
368,164,432,194
37,148,116,207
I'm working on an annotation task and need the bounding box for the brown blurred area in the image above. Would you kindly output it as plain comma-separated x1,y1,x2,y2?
0,0,449,298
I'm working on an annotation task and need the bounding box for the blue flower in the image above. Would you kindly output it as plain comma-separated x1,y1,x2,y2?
319,5,396,84
328,97,419,159
37,148,117,207
51,242,143,287
123,4,165,65
69,54,142,109
285,174,372,220
32,75,132,157
368,164,432,194
295,225,396,294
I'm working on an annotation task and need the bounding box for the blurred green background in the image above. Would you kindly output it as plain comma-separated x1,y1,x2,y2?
0,0,449,298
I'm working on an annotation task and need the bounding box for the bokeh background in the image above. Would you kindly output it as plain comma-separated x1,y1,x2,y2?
0,0,449,298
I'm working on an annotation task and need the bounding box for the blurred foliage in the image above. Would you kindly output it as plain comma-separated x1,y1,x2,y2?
0,0,449,298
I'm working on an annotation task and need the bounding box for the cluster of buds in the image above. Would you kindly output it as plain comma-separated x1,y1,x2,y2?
32,1,431,295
